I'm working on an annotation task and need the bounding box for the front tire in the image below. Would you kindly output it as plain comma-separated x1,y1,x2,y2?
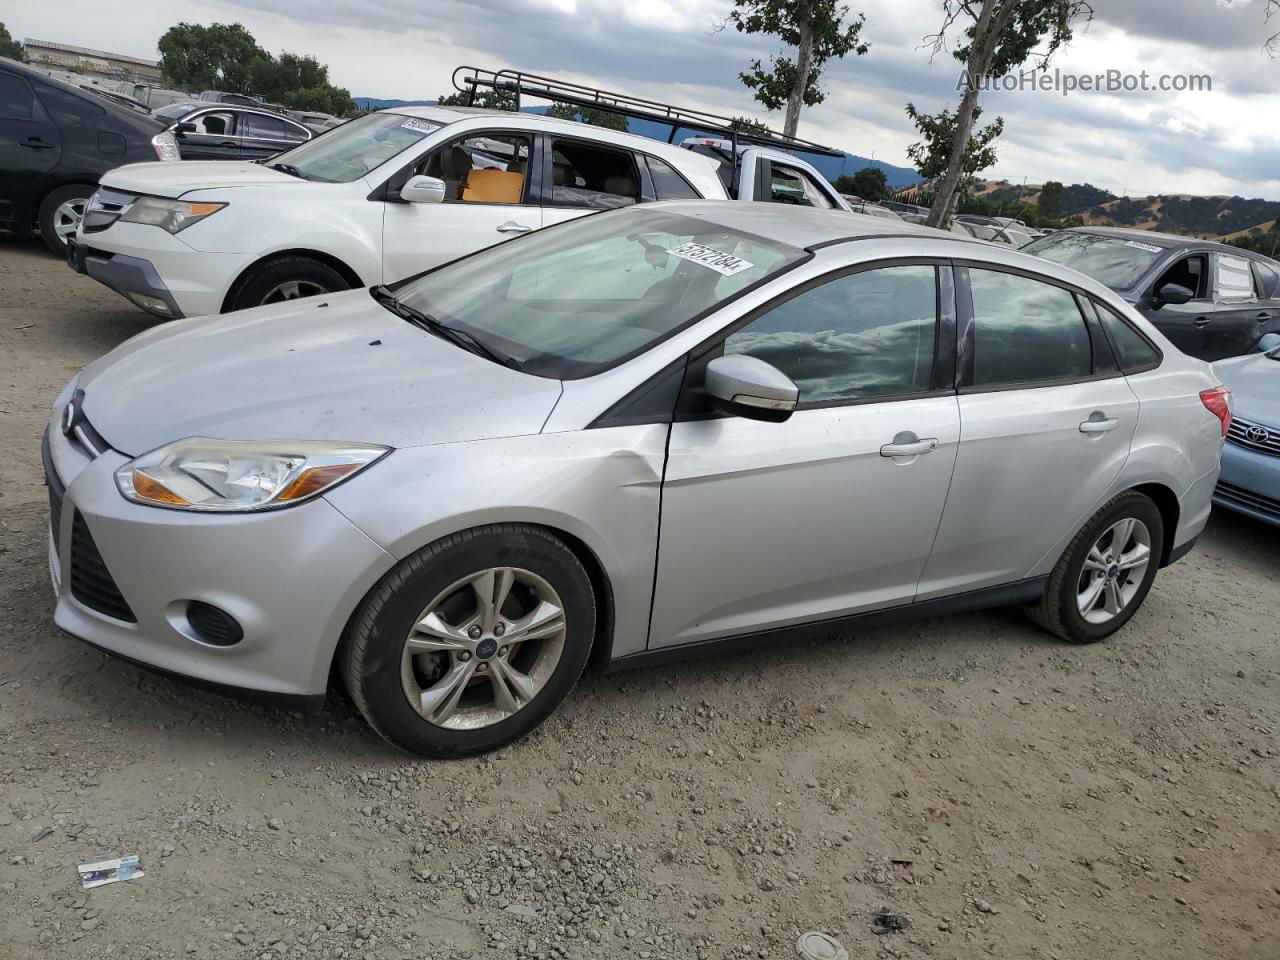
38,185,93,255
1026,491,1164,644
341,525,596,757
226,255,349,312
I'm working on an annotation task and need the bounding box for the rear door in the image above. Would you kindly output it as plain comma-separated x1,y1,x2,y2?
1208,252,1269,359
381,129,540,283
239,111,311,161
919,265,1140,598
0,68,61,230
175,109,242,160
539,135,643,229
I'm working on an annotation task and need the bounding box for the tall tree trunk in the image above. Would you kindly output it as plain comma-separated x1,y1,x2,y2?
925,0,1022,229
784,15,815,138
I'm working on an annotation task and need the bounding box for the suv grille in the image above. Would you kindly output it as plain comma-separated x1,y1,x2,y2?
70,512,136,622
82,188,139,234
1226,417,1280,457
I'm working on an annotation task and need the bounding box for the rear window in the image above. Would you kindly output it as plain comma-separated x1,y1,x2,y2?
1023,232,1167,289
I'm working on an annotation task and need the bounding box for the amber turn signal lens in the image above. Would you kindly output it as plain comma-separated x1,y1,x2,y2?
131,471,190,506
188,202,225,217
276,463,361,502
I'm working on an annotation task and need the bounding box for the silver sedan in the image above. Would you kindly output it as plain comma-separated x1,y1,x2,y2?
45,202,1229,756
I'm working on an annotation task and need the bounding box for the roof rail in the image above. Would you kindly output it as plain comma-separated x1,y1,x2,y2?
451,65,845,162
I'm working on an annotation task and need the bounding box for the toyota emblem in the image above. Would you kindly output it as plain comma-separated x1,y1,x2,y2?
1244,424,1271,445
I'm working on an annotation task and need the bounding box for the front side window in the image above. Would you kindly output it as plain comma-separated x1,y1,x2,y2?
0,73,35,121
766,164,833,209
969,269,1093,387
549,140,639,210
269,111,442,183
724,265,938,404
393,208,806,378
1153,254,1209,298
1022,232,1166,290
418,133,532,203
190,111,236,136
1216,254,1257,303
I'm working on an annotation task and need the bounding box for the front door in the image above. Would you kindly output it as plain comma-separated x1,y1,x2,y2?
649,262,960,647
381,130,540,284
176,109,243,161
0,69,61,230
919,267,1139,597
1142,252,1213,358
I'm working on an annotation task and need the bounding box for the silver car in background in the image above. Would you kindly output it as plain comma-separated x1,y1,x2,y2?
44,203,1229,756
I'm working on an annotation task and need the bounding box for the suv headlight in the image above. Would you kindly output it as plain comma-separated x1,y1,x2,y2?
151,130,181,162
115,438,389,512
121,196,226,234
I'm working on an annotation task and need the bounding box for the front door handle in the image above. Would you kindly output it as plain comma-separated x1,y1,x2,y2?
496,221,533,234
880,438,938,458
1080,417,1120,434
1257,311,1273,321
21,137,54,150
1193,316,1212,328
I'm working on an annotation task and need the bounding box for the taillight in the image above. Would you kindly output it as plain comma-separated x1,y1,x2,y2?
1199,385,1232,437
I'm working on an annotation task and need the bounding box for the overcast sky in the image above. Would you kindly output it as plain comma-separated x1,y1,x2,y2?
8,0,1280,199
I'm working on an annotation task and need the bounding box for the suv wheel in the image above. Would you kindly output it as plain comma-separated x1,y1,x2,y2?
38,185,93,255
341,525,596,757
227,255,349,312
1026,491,1164,644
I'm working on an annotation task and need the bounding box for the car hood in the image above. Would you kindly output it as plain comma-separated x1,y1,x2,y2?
1213,353,1280,425
76,290,563,455
100,160,303,198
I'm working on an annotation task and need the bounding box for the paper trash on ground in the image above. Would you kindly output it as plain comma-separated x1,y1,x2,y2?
78,855,143,889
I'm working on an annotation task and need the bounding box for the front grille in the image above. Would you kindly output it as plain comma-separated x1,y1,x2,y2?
70,511,136,622
1216,481,1280,520
1226,417,1280,458
42,429,65,549
82,187,138,234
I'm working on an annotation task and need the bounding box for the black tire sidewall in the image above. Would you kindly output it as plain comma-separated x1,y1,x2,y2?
1054,495,1164,643
230,257,348,311
352,531,595,757
38,185,93,254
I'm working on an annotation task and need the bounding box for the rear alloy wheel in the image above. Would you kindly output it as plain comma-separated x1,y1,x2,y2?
227,255,349,312
38,185,93,255
1026,491,1164,643
341,525,595,757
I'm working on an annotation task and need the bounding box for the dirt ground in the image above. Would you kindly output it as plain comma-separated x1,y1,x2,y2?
0,234,1277,960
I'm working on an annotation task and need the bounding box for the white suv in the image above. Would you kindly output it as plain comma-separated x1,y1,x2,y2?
66,106,728,319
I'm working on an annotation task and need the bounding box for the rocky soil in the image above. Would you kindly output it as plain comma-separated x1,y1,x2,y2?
0,235,1277,959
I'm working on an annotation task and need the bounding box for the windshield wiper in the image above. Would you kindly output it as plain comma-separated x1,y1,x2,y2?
370,286,521,370
269,162,306,179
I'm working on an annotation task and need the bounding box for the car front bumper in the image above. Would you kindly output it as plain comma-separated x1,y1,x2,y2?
67,222,247,319
1214,439,1280,526
44,413,397,705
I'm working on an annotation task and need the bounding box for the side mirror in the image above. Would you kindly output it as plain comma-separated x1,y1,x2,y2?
400,175,446,204
704,354,798,423
1153,282,1194,306
1257,332,1280,354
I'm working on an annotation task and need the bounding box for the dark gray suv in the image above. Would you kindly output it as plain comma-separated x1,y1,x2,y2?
1023,226,1280,361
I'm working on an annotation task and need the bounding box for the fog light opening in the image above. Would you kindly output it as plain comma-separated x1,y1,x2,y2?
126,292,173,317
186,601,244,647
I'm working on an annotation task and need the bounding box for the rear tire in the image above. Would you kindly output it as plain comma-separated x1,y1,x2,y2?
226,255,349,312
38,184,94,255
341,525,595,757
1026,491,1164,644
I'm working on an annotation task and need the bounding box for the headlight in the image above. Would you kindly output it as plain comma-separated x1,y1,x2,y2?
115,438,389,512
121,196,226,234
151,130,181,162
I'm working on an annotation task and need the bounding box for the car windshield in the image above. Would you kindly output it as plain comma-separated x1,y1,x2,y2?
267,112,444,183
1023,232,1166,289
391,208,807,379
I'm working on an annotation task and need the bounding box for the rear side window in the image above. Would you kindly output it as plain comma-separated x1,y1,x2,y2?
724,265,938,404
968,269,1092,387
646,156,700,199
1251,260,1280,298
242,113,307,141
1216,254,1257,302
1095,303,1161,372
765,163,833,209
33,82,105,126
0,73,35,120
549,140,639,210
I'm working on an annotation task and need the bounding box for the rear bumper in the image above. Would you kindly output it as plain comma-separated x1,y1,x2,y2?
69,237,184,319
1214,441,1280,526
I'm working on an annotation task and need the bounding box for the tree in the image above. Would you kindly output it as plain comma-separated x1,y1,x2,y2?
545,103,629,131
158,22,265,93
905,101,1004,189
729,116,773,136
437,89,516,110
844,165,888,200
1037,179,1064,218
726,0,869,138
0,23,23,61
920,0,1092,229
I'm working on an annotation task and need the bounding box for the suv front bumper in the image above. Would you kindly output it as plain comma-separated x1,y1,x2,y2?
68,237,184,319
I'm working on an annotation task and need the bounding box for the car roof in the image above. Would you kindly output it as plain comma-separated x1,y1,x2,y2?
388,104,722,174
639,199,990,251
1060,224,1259,256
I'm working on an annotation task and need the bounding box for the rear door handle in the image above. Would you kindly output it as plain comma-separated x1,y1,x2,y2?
879,438,938,458
1080,417,1120,434
496,221,533,234
1257,311,1273,321
21,137,54,150
1193,316,1212,327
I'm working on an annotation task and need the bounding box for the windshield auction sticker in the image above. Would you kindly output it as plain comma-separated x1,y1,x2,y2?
1124,240,1163,254
668,242,755,276
400,118,438,134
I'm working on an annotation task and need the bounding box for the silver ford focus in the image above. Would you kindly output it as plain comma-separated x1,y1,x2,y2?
45,202,1229,756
